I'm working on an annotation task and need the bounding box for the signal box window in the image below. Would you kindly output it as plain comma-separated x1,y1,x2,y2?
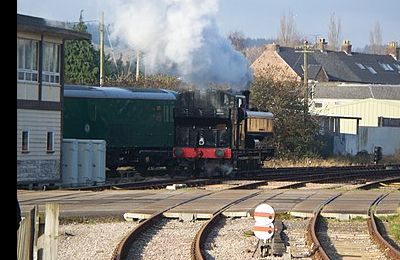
47,132,54,152
43,42,61,84
22,131,29,153
17,38,39,82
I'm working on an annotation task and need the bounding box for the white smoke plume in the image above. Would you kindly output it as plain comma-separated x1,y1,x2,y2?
109,0,252,89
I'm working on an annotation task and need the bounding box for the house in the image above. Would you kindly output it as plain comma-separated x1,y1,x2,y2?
251,39,400,85
17,14,90,185
252,40,400,156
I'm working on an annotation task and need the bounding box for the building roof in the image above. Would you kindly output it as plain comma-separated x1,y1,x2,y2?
274,46,400,84
314,84,400,100
17,13,91,40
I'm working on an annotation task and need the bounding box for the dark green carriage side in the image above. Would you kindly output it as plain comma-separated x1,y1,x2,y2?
63,85,177,169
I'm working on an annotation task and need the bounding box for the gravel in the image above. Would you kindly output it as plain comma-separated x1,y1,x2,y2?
317,219,388,259
281,219,312,259
127,218,205,260
204,217,258,260
204,217,312,260
58,221,137,260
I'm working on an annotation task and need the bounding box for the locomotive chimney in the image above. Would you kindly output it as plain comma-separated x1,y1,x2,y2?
241,90,250,108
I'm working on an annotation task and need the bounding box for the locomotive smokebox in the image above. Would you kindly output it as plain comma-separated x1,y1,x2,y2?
241,90,250,108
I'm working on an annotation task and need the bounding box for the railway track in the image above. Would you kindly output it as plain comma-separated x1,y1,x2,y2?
67,164,399,191
111,167,399,260
306,183,400,259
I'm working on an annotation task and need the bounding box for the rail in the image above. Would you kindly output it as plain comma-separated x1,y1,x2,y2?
367,193,400,260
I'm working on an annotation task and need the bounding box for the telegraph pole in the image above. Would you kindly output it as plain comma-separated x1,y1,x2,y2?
99,12,104,86
295,41,314,113
136,50,140,82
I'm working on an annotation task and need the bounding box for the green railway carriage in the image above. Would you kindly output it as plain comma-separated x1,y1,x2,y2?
63,85,177,172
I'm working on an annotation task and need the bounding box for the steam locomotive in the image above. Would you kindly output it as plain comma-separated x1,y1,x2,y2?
173,89,274,176
63,85,274,176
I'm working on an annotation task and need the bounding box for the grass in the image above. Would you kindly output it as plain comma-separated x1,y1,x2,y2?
378,209,400,242
59,215,125,225
275,212,295,220
264,152,400,168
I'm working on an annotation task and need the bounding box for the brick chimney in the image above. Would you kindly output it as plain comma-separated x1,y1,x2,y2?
386,41,399,60
316,38,327,52
341,40,352,54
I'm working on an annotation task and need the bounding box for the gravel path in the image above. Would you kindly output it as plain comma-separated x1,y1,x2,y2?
58,221,137,260
127,218,205,260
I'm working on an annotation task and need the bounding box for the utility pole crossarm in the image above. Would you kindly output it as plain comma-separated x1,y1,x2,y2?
295,41,315,113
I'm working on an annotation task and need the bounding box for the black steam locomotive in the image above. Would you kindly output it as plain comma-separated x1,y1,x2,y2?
173,89,274,176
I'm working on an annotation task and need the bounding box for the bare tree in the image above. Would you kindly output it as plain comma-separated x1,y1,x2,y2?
369,21,384,54
244,46,264,64
278,10,301,47
327,12,341,51
228,31,246,53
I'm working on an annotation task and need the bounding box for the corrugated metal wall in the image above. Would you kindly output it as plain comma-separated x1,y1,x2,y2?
313,98,400,134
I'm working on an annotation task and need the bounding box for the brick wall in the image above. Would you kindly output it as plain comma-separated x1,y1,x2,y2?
17,159,60,183
251,44,299,81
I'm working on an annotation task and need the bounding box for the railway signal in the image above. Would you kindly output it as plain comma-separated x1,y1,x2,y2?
373,146,382,164
252,203,276,257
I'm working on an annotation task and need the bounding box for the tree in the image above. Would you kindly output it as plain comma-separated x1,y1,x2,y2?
250,72,323,158
278,10,301,47
228,31,246,53
369,21,384,54
243,46,264,63
327,12,341,51
64,10,99,85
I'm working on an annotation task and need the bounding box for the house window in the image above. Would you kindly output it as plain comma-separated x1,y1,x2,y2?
378,117,400,127
379,63,394,71
47,132,54,152
314,102,323,108
22,131,29,152
17,38,39,82
366,65,377,74
43,42,61,84
355,63,365,69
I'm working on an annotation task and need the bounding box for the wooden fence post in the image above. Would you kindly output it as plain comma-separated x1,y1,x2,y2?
42,203,59,260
